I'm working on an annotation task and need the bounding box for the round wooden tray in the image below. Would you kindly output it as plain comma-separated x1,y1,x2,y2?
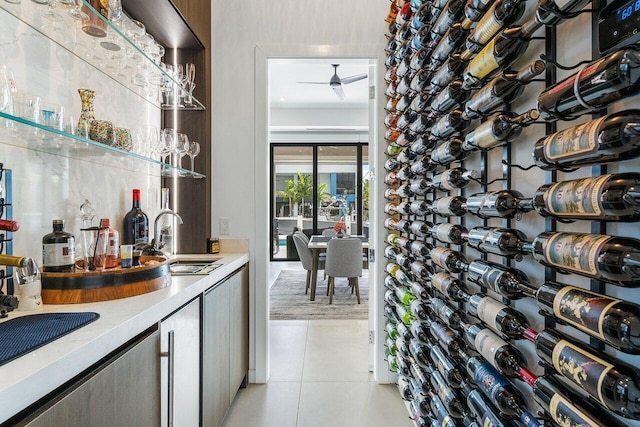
40,256,171,304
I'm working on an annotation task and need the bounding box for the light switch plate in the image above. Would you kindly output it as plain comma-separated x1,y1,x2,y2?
220,218,230,235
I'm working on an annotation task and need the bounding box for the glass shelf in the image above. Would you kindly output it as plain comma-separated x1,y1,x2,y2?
0,1,205,111
0,112,205,179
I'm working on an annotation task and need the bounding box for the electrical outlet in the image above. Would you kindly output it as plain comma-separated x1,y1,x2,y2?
220,218,230,235
369,330,375,344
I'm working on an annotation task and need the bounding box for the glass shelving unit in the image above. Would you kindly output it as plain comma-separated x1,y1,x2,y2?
0,0,205,111
0,112,205,179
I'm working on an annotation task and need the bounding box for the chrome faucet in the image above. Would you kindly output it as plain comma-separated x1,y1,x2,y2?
142,210,184,257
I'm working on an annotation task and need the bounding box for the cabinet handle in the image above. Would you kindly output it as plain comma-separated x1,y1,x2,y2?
161,330,175,427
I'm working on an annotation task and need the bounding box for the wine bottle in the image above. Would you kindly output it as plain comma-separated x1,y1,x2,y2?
520,173,640,222
384,246,412,269
408,113,434,134
397,147,421,164
430,0,466,48
384,157,401,172
411,299,432,321
408,220,434,237
461,109,539,151
431,271,469,301
387,354,399,372
396,336,412,359
429,54,467,95
385,303,401,324
460,0,526,60
430,167,479,191
395,93,416,113
409,47,433,72
465,259,535,299
411,281,431,302
408,154,437,174
429,297,465,330
411,320,432,345
430,110,471,140
393,235,434,258
122,189,149,246
525,374,630,427
460,0,497,29
397,375,414,401
429,368,466,418
429,345,465,388
409,92,432,114
385,318,400,340
99,218,120,269
410,69,434,94
429,392,458,427
397,303,418,326
396,73,415,98
462,59,546,120
410,339,434,368
430,138,470,165
528,231,640,287
527,328,640,419
431,195,467,217
428,223,468,245
410,25,433,51
430,320,468,357
410,1,433,31
464,189,531,220
410,361,433,397
467,294,532,339
387,263,413,287
465,226,530,260
429,23,469,71
385,112,402,128
42,219,75,273
385,0,400,24
0,219,19,232
538,48,640,121
394,164,417,181
463,383,508,427
384,188,401,200
0,254,29,267
405,199,432,216
429,81,471,117
535,281,640,353
395,21,415,43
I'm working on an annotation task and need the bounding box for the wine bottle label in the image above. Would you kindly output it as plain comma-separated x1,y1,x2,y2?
549,392,604,427
551,339,614,408
435,223,456,243
431,247,452,269
42,240,75,267
475,328,508,369
519,412,539,427
431,322,456,346
543,175,610,217
463,121,499,150
542,232,611,276
542,116,605,161
553,285,621,340
436,196,455,215
467,39,499,82
465,83,499,117
476,297,506,332
473,362,510,401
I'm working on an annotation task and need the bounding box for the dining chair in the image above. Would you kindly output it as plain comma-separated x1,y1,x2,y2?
324,237,363,304
292,232,323,294
322,229,337,237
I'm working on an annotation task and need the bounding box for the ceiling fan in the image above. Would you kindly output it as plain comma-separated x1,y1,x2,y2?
296,64,368,101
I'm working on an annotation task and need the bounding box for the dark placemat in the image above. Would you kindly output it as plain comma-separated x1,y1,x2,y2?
0,312,99,366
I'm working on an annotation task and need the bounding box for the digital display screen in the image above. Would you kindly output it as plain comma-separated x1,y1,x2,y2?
599,0,640,54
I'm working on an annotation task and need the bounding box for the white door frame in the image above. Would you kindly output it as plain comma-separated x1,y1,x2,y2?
253,44,392,384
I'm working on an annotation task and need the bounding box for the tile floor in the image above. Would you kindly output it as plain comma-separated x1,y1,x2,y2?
221,319,412,427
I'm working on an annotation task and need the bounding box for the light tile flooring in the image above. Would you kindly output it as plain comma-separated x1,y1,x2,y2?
221,262,412,427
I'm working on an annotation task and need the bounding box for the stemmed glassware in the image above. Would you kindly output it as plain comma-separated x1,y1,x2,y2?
160,128,176,164
0,67,11,113
175,133,189,168
187,141,200,172
67,0,89,20
185,63,196,106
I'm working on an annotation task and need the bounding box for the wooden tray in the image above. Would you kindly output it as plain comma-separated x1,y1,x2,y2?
41,256,171,304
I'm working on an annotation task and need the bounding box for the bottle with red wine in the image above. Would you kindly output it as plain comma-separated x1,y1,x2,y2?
519,173,640,222
533,110,640,170
466,294,532,339
525,328,640,419
428,367,467,419
461,109,539,151
462,59,545,120
465,226,530,260
122,189,149,246
429,345,465,389
538,48,640,121
535,281,640,353
460,0,526,60
429,392,459,427
430,320,469,357
465,258,535,299
428,297,466,331
0,219,18,232
527,231,640,287
463,382,507,427
464,189,531,220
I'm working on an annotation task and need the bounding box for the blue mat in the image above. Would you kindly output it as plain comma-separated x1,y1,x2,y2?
0,312,99,366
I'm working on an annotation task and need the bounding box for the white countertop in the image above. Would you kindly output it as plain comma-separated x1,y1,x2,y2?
0,252,249,424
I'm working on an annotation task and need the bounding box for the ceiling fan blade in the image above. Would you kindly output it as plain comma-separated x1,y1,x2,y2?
296,81,328,84
332,84,345,101
341,73,368,85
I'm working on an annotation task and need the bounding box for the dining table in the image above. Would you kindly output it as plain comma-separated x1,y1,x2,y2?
307,235,369,301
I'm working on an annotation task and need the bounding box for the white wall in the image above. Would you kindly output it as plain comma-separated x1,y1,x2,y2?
270,106,369,127
211,0,389,383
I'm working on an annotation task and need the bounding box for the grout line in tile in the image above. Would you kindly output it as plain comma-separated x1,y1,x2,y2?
295,322,309,427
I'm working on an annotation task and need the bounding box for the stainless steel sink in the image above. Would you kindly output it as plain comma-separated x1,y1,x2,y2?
169,259,223,275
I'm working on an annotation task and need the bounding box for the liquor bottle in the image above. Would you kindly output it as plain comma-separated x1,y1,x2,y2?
460,0,526,60
462,59,546,120
467,294,532,339
429,345,465,388
431,271,469,301
431,195,467,217
519,173,640,222
430,138,470,165
460,0,497,29
463,383,507,427
430,247,468,273
461,109,539,151
526,328,640,419
528,231,640,287
430,110,470,140
99,218,119,269
0,219,19,232
464,189,531,220
525,374,630,427
538,48,640,121
122,189,149,246
429,23,469,70
465,259,534,299
428,223,468,245
465,226,530,260
533,110,640,170
42,219,75,273
535,281,640,353
430,167,479,191
429,54,467,95
429,81,471,118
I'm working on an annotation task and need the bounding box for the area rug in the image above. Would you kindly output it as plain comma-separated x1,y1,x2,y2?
270,270,369,320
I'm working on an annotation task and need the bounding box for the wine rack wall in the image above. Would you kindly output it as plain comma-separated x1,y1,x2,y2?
383,0,640,425
0,164,14,300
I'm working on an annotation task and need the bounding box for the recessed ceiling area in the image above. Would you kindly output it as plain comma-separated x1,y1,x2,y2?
269,58,370,108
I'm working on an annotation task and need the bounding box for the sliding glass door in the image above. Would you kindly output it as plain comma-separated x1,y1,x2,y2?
271,143,368,261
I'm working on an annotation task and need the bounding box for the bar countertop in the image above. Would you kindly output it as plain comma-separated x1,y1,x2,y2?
0,251,250,424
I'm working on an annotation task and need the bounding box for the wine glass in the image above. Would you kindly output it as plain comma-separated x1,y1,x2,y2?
187,141,200,172
175,133,189,168
160,128,176,164
185,63,196,106
67,0,89,19
0,67,11,112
